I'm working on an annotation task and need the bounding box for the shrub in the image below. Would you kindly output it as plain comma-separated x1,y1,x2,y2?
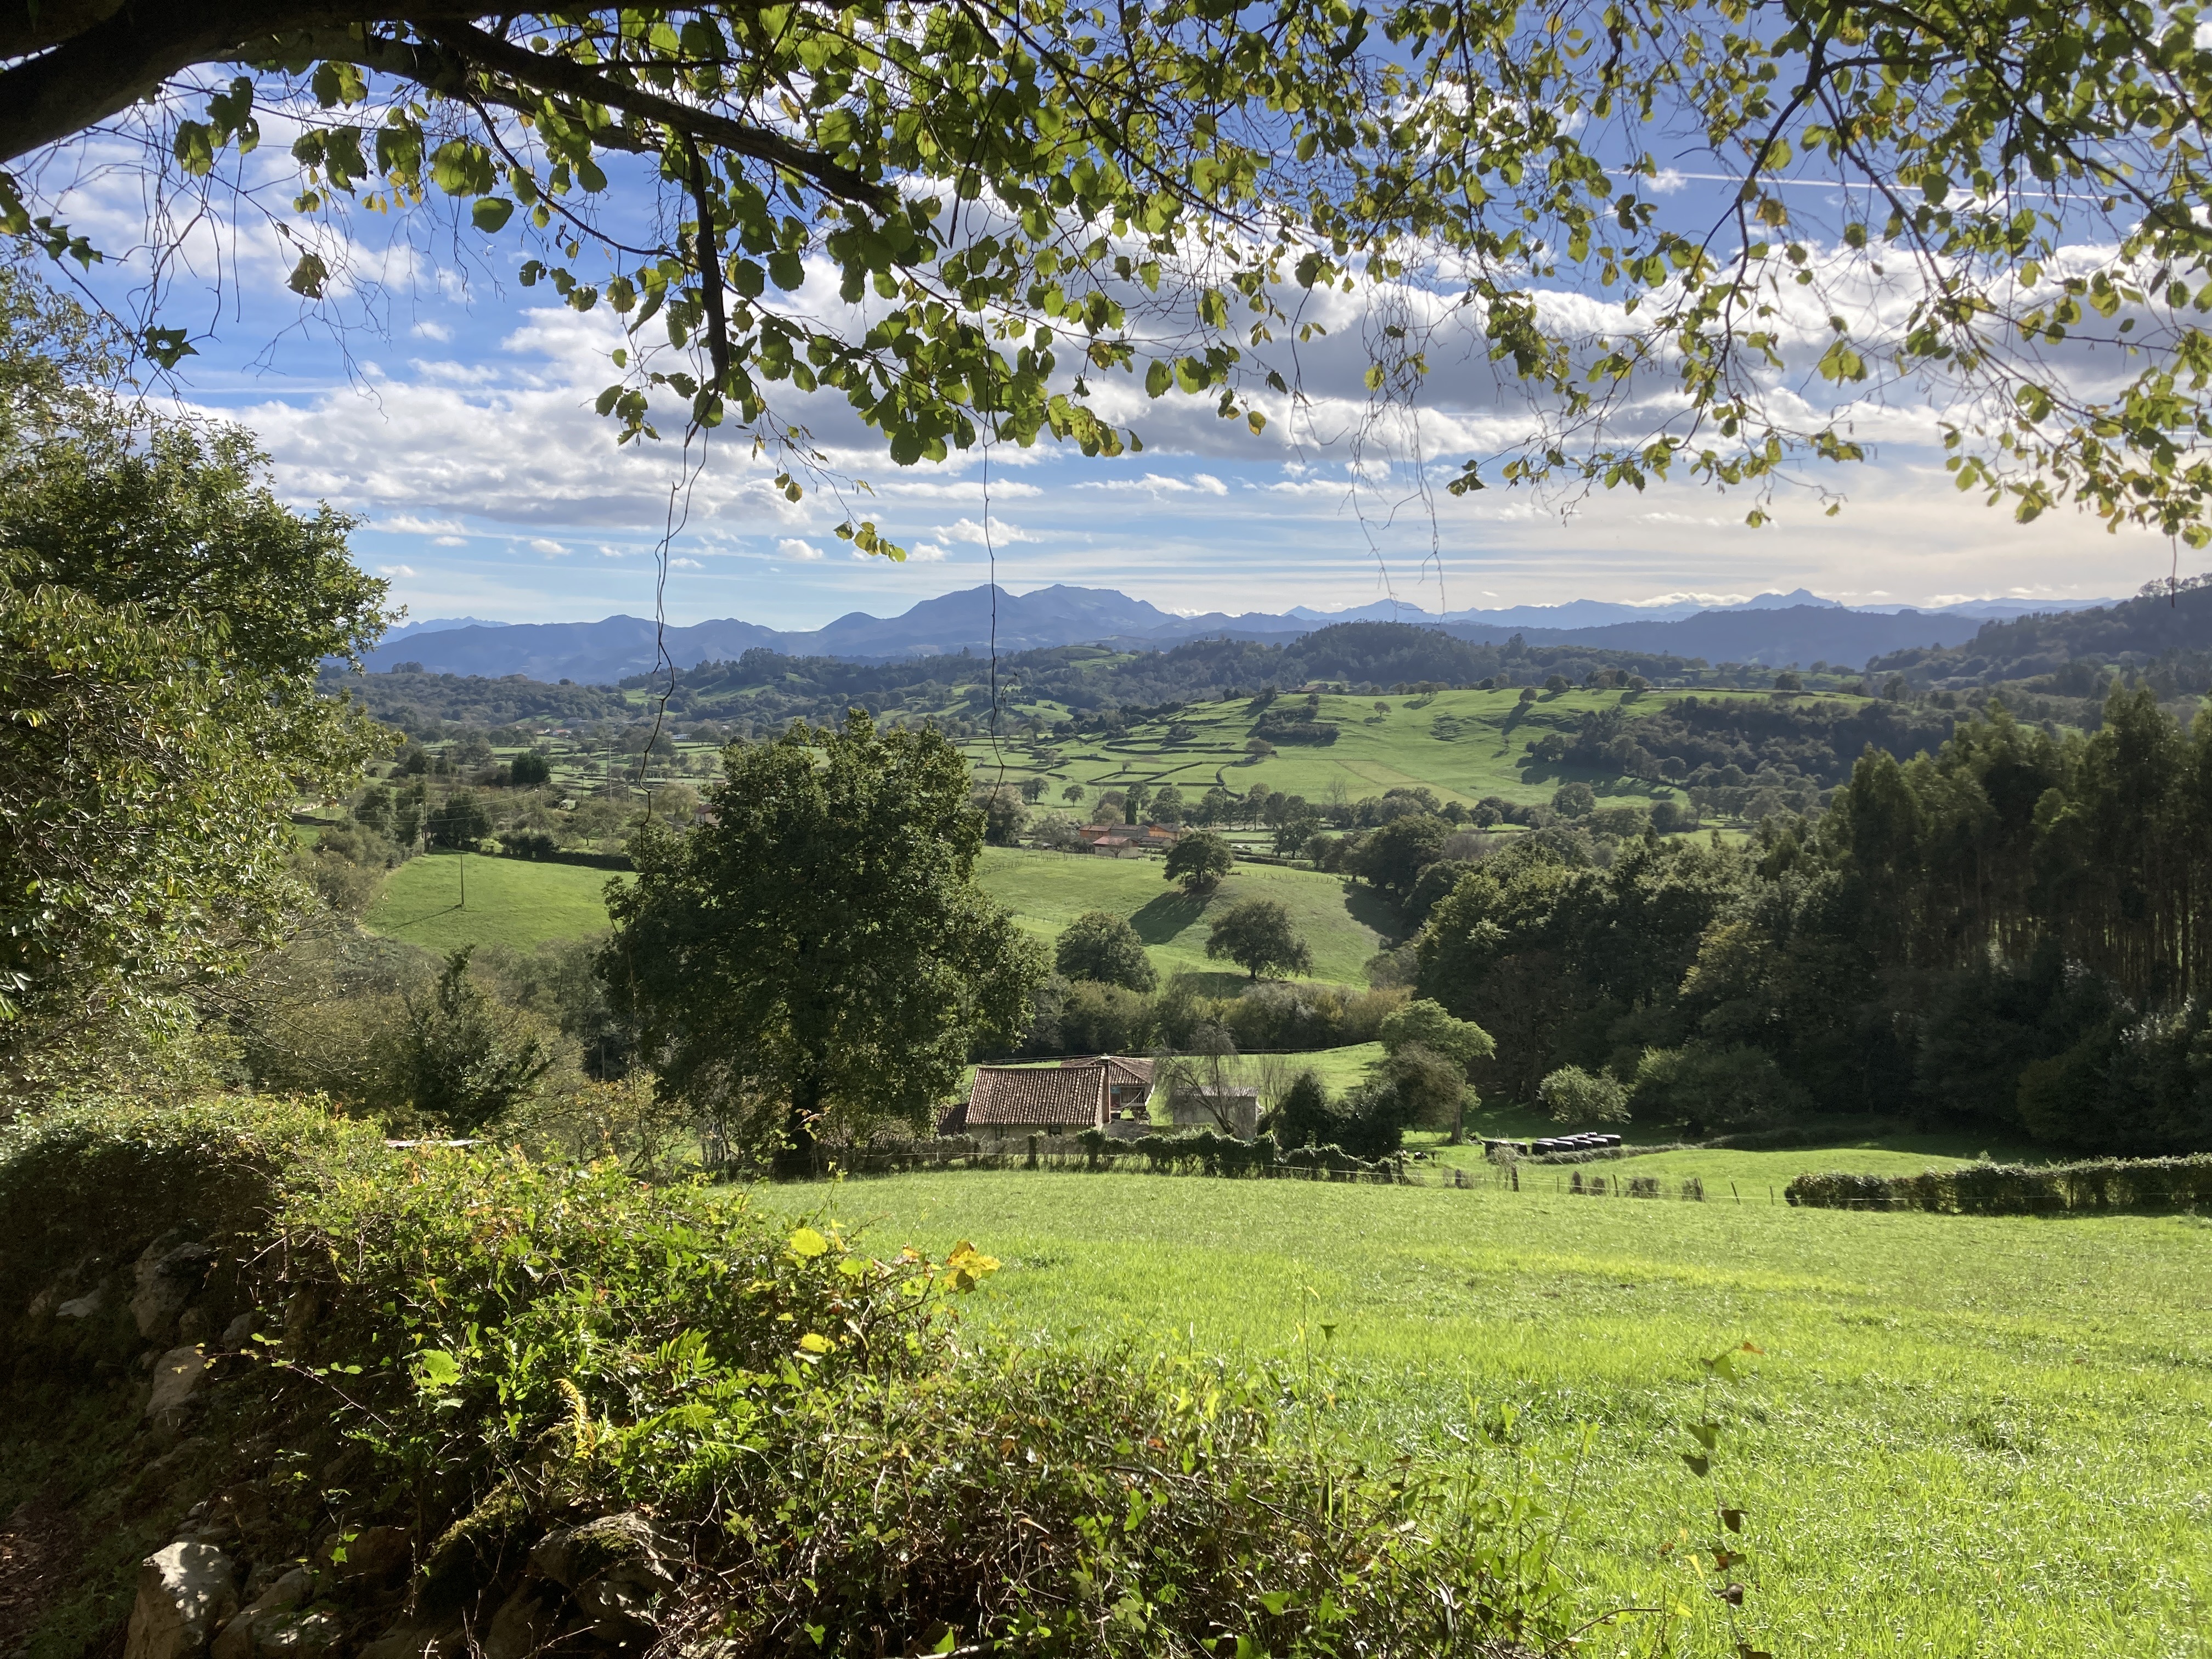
1,1099,1577,1658
1538,1064,1630,1124
1632,1044,1805,1133
1786,1153,2212,1214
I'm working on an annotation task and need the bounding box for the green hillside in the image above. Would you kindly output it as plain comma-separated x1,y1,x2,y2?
963,685,1832,811
979,845,1390,988
363,851,622,951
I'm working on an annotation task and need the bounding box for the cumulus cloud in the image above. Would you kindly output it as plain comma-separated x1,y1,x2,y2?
529,538,568,556
411,320,453,342
778,538,826,561
1078,472,1228,496
909,540,951,561
934,516,1037,545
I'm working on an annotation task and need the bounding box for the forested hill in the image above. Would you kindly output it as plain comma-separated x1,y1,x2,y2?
642,623,1728,726
1871,578,2212,695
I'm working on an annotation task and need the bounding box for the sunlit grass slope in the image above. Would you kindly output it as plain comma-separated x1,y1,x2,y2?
977,845,1390,988
363,851,622,952
825,1170,2212,1659
965,687,1846,811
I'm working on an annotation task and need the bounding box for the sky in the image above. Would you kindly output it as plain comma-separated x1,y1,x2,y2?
31,126,2172,632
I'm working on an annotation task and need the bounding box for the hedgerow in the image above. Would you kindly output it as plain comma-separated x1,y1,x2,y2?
1785,1153,2212,1214
1,1099,1579,1657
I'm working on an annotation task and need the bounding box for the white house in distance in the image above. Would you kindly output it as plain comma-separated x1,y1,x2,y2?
941,1056,1155,1145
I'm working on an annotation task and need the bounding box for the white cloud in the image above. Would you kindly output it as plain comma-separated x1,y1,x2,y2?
411,320,453,342
934,515,1037,545
376,563,416,577
909,540,950,561
529,538,568,556
379,514,466,535
670,556,702,569
1078,472,1229,497
778,538,826,561
431,535,467,547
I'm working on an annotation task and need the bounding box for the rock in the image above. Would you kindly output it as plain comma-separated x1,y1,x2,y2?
57,1288,104,1320
125,1542,239,1659
530,1514,674,1640
146,1346,209,1425
483,1584,563,1659
132,1243,215,1340
255,1612,337,1658
212,1568,319,1659
220,1313,257,1349
324,1525,410,1583
179,1307,215,1345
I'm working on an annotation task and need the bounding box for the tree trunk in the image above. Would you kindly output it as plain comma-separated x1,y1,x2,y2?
775,1062,822,1179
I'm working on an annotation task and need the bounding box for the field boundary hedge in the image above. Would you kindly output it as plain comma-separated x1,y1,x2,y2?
1786,1153,2212,1214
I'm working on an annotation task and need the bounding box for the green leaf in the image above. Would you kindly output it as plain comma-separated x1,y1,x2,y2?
471,198,515,233
789,1225,830,1258
286,253,330,299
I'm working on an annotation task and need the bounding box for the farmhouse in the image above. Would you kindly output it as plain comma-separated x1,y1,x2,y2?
1077,823,1183,857
941,1055,1155,1144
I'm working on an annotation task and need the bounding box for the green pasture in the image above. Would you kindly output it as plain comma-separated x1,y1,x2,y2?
966,686,1835,811
978,845,1391,988
826,1170,2212,1659
362,851,621,952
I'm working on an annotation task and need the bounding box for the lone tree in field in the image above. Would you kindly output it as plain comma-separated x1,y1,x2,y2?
1378,997,1496,1143
1054,910,1157,995
1205,898,1311,983
1164,830,1234,897
13,1,2212,552
603,712,1041,1165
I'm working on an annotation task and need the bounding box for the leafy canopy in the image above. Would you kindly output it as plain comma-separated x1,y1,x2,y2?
1054,909,1158,994
7,2,2212,538
1164,828,1234,896
1205,896,1313,982
0,264,386,1092
603,712,1042,1155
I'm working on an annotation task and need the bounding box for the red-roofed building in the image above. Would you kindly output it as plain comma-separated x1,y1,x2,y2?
940,1056,1156,1143
1077,823,1182,857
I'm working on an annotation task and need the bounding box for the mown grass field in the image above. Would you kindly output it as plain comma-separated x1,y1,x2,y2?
963,685,1842,812
362,851,622,951
822,1170,2211,1659
979,845,1390,987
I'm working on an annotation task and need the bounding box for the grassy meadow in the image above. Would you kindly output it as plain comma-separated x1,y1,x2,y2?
980,844,1389,987
362,850,623,951
820,1169,2212,1659
960,685,1822,812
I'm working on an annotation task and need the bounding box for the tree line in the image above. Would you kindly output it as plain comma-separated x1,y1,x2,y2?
1409,691,2212,1154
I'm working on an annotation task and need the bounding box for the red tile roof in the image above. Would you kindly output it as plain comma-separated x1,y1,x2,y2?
963,1064,1108,1127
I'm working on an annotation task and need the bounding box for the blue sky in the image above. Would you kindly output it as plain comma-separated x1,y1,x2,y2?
41,137,2167,631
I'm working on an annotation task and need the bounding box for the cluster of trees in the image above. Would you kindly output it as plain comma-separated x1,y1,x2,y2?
624,627,1734,742
329,666,630,731
1412,692,2212,1154
1869,580,2212,703
0,264,384,1097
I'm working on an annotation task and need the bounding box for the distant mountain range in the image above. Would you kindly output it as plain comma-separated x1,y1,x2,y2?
359,583,2122,682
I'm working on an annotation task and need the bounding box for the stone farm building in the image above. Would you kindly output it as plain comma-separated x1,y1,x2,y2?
941,1056,1155,1144
1077,823,1182,857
